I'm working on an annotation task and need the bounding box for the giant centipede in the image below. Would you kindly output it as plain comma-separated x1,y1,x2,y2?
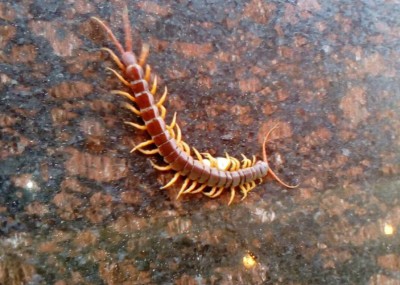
91,8,297,205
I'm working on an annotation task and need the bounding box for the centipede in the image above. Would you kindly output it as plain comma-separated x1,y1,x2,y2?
91,8,297,205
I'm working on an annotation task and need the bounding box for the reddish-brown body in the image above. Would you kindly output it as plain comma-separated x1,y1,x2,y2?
124,63,269,188
92,9,297,204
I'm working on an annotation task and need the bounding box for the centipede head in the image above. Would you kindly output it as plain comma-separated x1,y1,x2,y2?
262,124,298,189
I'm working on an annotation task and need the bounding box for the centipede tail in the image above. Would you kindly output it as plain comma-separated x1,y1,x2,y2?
92,9,297,205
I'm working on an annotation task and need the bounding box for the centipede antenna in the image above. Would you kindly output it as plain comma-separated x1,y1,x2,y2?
122,4,132,51
262,124,298,189
92,16,125,55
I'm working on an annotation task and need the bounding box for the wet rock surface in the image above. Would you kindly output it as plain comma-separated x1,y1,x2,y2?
0,0,399,284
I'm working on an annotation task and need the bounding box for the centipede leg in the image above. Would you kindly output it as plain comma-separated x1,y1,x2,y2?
183,181,197,194
101,48,125,71
241,154,252,168
175,124,182,143
150,160,172,171
209,187,225,198
138,44,150,67
136,148,159,155
240,184,249,200
111,90,136,102
180,141,191,155
151,76,157,95
167,112,177,138
167,112,177,130
157,87,168,107
106,67,131,87
228,187,236,205
192,147,203,162
161,172,181,189
203,153,217,167
122,102,141,116
124,121,147,131
189,184,207,194
159,105,166,120
144,64,151,82
203,186,218,197
130,139,154,153
176,178,190,198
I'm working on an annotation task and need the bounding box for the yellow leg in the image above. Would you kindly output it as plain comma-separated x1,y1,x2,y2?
181,141,191,155
151,76,157,95
124,121,147,131
101,47,125,71
106,67,130,87
183,181,197,194
167,112,177,130
210,187,225,198
161,172,181,189
222,152,232,171
228,187,236,205
110,90,136,102
203,153,217,167
190,184,207,194
159,105,166,119
144,64,151,82
248,181,256,192
122,103,141,116
241,154,252,168
176,178,190,199
227,154,237,171
175,124,182,143
240,184,249,200
168,127,176,139
157,87,168,107
150,160,172,171
192,147,203,161
138,43,150,67
230,156,241,171
136,148,159,155
130,139,154,153
203,186,217,197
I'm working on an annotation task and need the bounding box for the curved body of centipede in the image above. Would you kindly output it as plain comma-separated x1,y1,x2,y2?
92,8,297,205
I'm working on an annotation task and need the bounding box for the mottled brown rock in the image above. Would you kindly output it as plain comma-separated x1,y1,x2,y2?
111,213,147,234
172,42,213,58
85,192,112,223
99,261,151,285
73,230,98,248
243,0,273,24
29,20,82,57
9,44,37,64
368,274,400,285
0,25,15,49
137,1,172,16
48,81,93,100
339,86,369,128
50,108,78,125
0,128,36,159
238,77,262,93
25,201,49,216
0,3,16,21
53,191,83,220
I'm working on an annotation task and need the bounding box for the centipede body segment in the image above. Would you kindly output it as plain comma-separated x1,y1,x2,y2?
91,8,297,205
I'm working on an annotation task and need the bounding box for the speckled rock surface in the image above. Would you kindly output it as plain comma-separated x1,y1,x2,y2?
0,0,399,284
